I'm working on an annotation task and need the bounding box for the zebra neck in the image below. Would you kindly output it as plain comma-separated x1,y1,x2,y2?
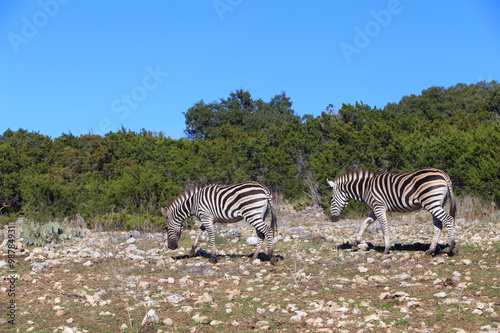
340,172,373,202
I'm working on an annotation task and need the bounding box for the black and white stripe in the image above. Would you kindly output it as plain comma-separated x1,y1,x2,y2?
161,181,278,264
327,168,457,256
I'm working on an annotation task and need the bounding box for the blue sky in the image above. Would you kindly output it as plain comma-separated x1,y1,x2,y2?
1,1,499,139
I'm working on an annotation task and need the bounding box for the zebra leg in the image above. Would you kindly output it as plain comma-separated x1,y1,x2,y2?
444,215,458,256
374,210,391,254
266,226,276,265
352,212,377,251
203,221,219,264
428,209,457,256
426,217,443,256
251,229,266,263
189,225,206,257
424,201,458,256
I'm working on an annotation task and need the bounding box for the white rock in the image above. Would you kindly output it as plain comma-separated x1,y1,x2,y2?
192,313,209,324
358,243,369,251
364,314,380,322
246,236,260,246
141,309,159,326
434,292,447,298
181,306,193,313
83,260,93,267
358,266,368,273
167,294,185,304
163,318,173,326
407,301,421,308
393,273,412,280
120,324,128,331
472,309,483,315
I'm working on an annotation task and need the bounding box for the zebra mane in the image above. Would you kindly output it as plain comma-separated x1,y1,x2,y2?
165,184,202,211
334,169,375,182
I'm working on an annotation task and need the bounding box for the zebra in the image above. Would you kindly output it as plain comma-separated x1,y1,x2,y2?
327,168,457,256
161,181,278,264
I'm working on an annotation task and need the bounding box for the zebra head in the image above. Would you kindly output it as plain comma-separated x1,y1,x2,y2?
161,207,182,250
327,179,349,222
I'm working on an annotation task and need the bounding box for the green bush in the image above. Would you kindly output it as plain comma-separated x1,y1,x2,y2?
0,82,498,226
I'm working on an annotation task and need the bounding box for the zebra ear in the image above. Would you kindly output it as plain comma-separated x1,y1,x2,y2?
327,179,335,188
161,207,168,217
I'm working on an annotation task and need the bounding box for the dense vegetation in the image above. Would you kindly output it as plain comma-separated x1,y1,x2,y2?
1,82,499,228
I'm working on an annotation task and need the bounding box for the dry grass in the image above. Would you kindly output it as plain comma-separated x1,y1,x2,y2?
3,230,499,332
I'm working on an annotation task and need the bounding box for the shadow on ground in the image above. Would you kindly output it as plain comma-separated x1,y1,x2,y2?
171,249,285,262
336,242,453,256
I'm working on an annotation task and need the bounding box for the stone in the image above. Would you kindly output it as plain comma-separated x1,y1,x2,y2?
393,273,412,281
358,242,369,251
291,227,305,235
358,266,368,273
379,292,392,300
167,294,185,304
192,313,209,324
434,292,447,298
246,236,260,246
196,293,213,304
220,229,241,238
125,230,141,239
32,260,61,272
141,309,159,326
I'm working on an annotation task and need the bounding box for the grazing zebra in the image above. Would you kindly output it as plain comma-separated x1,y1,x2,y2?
327,168,457,256
161,181,278,264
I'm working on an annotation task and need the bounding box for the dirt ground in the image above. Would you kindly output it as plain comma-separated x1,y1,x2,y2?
1,206,499,333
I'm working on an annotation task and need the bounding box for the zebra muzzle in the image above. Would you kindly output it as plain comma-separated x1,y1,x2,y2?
329,214,340,222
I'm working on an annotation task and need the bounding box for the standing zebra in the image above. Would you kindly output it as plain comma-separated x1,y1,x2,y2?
327,168,457,256
161,181,278,264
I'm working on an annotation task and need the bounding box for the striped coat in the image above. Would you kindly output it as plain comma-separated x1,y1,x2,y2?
162,181,278,264
328,168,457,256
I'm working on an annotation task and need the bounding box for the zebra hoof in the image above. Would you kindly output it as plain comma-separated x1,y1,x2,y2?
188,248,197,257
209,255,219,264
450,247,459,256
269,255,277,265
424,249,434,257
351,245,359,252
383,249,391,255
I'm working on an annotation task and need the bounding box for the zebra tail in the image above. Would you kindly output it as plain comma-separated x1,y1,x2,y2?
269,203,278,237
448,182,457,221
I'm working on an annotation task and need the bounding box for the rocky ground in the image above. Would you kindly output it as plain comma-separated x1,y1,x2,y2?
0,205,499,333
